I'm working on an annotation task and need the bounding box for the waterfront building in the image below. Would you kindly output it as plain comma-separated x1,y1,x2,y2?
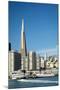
54,60,58,68
28,51,36,70
21,55,28,71
36,54,41,70
8,50,21,76
40,56,46,69
46,55,58,69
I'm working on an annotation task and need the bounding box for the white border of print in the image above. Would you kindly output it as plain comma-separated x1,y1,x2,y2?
0,0,60,90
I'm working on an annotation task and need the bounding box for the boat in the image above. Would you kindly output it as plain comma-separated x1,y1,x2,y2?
36,73,55,77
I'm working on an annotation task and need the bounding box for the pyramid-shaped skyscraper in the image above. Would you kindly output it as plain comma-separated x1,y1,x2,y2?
20,18,27,56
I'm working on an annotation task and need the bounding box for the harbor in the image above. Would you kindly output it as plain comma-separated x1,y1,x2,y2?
8,76,58,89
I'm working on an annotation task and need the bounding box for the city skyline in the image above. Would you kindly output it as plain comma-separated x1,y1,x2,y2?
9,2,58,52
8,2,58,88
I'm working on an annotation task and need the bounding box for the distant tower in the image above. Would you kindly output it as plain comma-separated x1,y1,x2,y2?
20,18,27,56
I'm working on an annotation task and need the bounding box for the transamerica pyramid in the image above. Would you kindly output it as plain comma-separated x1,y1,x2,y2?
20,18,27,56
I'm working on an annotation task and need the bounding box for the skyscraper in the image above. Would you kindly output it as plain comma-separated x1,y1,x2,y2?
28,51,36,70
20,19,28,70
8,50,21,77
20,18,27,56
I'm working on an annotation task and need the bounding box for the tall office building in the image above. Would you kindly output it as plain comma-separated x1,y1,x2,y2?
8,50,21,76
28,51,36,70
20,19,28,70
20,18,27,56
40,56,46,69
36,54,41,70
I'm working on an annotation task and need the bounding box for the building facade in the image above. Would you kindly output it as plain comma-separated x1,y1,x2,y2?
8,51,21,76
36,54,41,70
46,55,58,69
21,55,28,71
40,56,46,69
28,51,36,71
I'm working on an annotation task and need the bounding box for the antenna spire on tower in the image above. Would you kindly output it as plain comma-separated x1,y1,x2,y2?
22,18,24,32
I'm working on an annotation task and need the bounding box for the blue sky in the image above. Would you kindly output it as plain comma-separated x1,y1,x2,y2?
9,1,58,52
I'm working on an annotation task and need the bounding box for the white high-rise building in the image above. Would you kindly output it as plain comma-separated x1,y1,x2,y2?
40,56,45,69
28,51,36,70
8,50,21,76
36,54,40,70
